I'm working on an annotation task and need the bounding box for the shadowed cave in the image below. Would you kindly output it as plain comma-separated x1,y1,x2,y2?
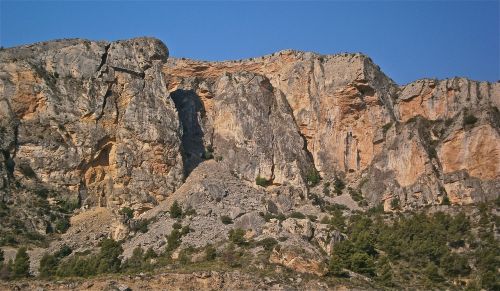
170,89,206,176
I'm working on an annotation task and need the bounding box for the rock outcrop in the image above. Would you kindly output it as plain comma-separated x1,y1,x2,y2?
0,38,184,212
165,52,499,208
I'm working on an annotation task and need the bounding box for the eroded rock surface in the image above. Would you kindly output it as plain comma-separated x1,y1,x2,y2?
0,38,184,213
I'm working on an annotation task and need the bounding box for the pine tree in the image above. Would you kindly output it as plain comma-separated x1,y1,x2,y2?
12,247,30,278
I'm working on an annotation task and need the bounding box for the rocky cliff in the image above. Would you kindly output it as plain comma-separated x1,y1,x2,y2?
165,51,499,209
0,39,499,284
0,38,499,235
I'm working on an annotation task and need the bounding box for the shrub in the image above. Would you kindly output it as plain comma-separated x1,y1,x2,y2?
255,176,270,187
180,225,191,235
172,222,182,229
119,207,134,219
382,122,393,133
220,215,233,225
205,244,217,261
39,253,58,278
203,145,214,160
131,219,149,233
165,229,182,253
348,187,364,202
170,200,183,218
144,248,157,260
257,237,278,251
55,217,70,233
228,228,247,246
328,255,348,277
333,176,345,195
349,252,375,276
12,247,30,278
390,198,400,209
441,195,450,205
289,211,306,219
463,113,478,126
96,239,123,274
306,169,320,187
440,253,471,277
55,245,72,259
0,249,3,264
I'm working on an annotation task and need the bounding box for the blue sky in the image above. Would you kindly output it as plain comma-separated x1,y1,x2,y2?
0,0,498,84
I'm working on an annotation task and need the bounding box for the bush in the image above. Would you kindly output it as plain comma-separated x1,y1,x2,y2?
205,244,217,261
255,176,270,187
333,176,345,195
306,169,320,187
203,145,214,160
119,207,134,219
12,247,30,278
382,122,393,133
390,198,400,209
170,201,183,218
165,229,182,253
328,255,348,277
257,237,278,251
220,215,233,225
180,225,191,235
289,211,306,219
39,253,58,278
131,219,149,233
96,239,123,274
55,217,70,233
440,253,471,277
55,245,72,259
0,249,4,264
463,114,478,126
348,187,364,202
172,222,182,229
228,228,247,246
349,252,375,276
441,195,450,205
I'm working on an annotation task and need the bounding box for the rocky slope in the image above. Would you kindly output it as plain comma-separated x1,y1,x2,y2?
0,37,499,287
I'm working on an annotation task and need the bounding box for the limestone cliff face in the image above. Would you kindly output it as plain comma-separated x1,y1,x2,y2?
165,51,499,207
0,38,498,219
0,38,184,212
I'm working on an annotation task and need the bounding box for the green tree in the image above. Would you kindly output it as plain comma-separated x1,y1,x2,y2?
205,244,217,261
12,247,30,278
39,253,58,278
165,229,182,253
306,169,321,187
170,200,183,219
440,253,471,277
376,256,394,287
220,215,233,225
0,249,4,265
96,239,123,274
349,252,375,276
328,254,348,277
55,217,70,233
119,207,134,219
228,228,247,246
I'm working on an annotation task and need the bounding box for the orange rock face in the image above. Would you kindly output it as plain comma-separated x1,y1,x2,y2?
439,124,500,181
165,52,499,207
